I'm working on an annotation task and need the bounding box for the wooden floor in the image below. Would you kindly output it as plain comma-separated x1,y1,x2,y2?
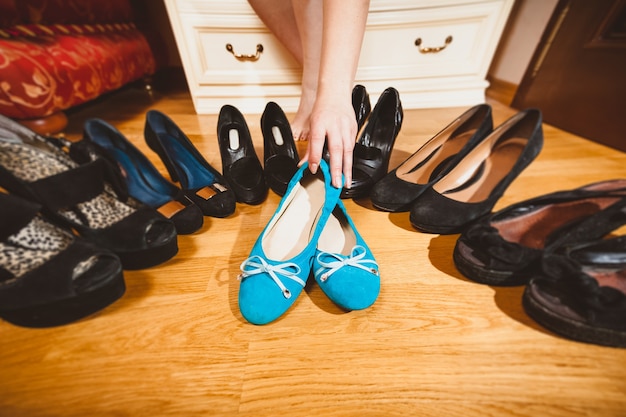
1,81,625,417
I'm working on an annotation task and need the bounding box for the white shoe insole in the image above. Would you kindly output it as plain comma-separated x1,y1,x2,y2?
262,173,326,261
229,128,240,150
272,126,284,146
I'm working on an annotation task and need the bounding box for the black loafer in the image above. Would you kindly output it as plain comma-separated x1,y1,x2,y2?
0,192,126,328
217,105,268,205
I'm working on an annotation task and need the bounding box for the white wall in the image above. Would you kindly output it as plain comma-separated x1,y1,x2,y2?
489,0,559,85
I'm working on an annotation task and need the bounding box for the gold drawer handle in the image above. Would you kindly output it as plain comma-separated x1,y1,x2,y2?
225,43,264,61
414,36,453,53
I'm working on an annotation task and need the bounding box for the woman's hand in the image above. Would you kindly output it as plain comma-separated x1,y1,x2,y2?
301,93,356,189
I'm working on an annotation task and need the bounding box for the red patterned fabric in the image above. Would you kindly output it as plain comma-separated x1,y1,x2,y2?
14,0,135,25
0,0,156,121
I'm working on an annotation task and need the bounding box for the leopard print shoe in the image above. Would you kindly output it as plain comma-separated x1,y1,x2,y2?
0,114,178,270
0,192,125,327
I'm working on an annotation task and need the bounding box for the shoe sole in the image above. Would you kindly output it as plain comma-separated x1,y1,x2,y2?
0,272,125,328
117,237,179,270
370,200,412,213
452,244,531,286
522,286,626,348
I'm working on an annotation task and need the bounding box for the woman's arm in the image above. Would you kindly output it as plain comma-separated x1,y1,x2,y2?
305,0,370,189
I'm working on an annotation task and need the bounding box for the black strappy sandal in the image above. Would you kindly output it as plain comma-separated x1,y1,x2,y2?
0,192,125,327
0,114,178,270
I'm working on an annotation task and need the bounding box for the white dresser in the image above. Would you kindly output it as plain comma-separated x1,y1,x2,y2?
164,0,515,114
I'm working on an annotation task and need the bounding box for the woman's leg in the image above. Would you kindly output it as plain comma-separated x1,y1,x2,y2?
290,0,323,141
247,0,303,64
247,0,323,141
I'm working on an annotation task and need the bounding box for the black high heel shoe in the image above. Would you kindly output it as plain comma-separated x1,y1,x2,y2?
370,104,493,212
352,84,371,131
260,101,299,197
217,105,267,204
409,109,544,235
144,110,236,218
0,192,125,327
80,118,204,234
342,86,403,199
0,114,178,270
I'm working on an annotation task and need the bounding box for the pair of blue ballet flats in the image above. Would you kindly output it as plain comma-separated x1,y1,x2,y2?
238,160,381,325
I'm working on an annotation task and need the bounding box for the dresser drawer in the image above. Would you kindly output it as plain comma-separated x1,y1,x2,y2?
168,6,299,87
165,0,514,113
359,1,510,81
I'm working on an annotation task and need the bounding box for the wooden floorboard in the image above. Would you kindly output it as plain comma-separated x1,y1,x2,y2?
1,82,625,417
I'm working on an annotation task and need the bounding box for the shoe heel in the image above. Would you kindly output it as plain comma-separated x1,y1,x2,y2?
144,125,180,183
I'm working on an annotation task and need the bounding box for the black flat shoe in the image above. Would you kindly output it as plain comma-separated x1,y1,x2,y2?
352,84,371,131
261,101,299,197
0,193,125,328
453,179,626,286
342,86,403,199
0,114,178,270
80,118,204,235
144,109,236,218
217,105,267,204
409,108,544,234
370,104,493,212
523,207,626,348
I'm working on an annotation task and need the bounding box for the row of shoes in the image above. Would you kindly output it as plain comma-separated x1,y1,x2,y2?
218,85,404,204
0,84,399,328
356,96,625,348
277,88,624,347
232,86,405,324
454,179,626,348
0,107,260,327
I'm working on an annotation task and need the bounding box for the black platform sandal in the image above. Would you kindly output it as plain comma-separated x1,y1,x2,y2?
0,114,178,270
0,192,125,327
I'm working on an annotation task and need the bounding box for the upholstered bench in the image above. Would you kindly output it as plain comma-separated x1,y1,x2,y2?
0,0,157,134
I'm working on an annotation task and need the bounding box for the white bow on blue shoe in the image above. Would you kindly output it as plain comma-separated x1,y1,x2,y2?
238,159,342,325
313,200,380,311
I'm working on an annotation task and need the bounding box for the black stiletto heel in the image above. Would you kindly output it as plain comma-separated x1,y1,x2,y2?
352,84,371,131
342,87,403,199
144,110,236,218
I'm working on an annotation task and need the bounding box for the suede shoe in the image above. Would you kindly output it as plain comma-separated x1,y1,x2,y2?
238,160,342,325
313,200,380,310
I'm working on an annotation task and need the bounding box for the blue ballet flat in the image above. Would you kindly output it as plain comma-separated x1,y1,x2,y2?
238,159,342,325
82,118,204,235
313,200,380,310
